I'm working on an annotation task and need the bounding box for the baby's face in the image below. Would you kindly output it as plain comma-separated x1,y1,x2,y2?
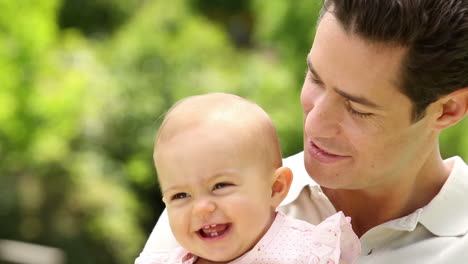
156,127,276,262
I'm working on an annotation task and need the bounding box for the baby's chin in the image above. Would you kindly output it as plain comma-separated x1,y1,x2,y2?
185,224,252,263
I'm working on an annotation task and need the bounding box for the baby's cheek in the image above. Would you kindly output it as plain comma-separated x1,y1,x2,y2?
229,196,272,222
168,209,188,234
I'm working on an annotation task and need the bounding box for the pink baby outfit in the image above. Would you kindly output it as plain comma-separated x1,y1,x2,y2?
135,211,360,264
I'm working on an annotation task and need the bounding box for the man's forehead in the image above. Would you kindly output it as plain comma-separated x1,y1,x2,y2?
310,16,409,103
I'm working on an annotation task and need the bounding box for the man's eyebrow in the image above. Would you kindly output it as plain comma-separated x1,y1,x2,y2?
333,88,380,108
306,58,322,81
306,58,380,108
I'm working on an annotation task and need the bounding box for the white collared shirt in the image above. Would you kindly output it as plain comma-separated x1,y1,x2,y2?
138,152,468,263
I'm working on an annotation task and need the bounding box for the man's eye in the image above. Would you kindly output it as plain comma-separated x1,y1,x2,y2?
307,73,322,85
172,193,190,200
304,68,323,85
213,182,232,190
345,101,373,118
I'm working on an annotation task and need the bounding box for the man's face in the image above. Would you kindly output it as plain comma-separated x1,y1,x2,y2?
301,12,436,190
155,126,276,262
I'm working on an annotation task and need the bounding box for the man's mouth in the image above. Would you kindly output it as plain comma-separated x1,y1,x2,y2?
312,142,340,156
198,223,231,239
307,140,350,163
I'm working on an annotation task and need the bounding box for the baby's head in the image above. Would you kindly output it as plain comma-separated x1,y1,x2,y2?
154,93,292,262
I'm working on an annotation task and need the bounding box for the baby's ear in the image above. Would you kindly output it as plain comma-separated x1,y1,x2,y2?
270,167,293,208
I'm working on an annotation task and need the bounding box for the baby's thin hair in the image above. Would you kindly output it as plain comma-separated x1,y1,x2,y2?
154,93,283,170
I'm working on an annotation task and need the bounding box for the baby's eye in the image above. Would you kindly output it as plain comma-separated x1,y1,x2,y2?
213,182,233,190
172,192,190,200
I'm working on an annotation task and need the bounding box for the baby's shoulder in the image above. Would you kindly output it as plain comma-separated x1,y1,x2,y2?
281,213,317,233
135,247,195,264
277,211,355,247
271,212,359,262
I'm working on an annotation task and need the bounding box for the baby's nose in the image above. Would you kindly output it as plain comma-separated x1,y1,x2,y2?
193,198,216,218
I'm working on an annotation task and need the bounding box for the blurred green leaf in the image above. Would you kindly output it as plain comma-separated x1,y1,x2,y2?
1,1,466,264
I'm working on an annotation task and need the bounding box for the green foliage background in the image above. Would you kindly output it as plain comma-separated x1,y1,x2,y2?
0,0,466,263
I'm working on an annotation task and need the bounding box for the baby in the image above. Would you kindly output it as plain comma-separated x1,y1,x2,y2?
136,93,360,264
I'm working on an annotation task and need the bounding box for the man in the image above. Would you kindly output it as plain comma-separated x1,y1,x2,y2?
139,0,468,262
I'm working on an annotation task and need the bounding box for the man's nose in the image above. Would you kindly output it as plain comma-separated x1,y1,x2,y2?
304,95,341,138
193,197,216,218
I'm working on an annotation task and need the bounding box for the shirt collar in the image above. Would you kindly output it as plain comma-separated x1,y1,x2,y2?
419,156,468,236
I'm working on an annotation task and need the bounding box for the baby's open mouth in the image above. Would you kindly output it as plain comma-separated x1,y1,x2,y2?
198,223,231,238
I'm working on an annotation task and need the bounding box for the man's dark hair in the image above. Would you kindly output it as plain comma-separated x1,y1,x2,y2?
321,0,468,121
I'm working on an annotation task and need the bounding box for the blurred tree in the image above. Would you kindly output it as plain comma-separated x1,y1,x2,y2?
1,0,467,264
1,0,145,263
58,0,143,38
0,0,60,241
190,0,253,48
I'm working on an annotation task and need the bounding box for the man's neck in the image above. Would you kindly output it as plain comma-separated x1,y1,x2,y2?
323,153,452,238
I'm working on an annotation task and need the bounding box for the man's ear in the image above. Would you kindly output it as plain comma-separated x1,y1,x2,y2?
433,87,468,130
270,166,293,208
